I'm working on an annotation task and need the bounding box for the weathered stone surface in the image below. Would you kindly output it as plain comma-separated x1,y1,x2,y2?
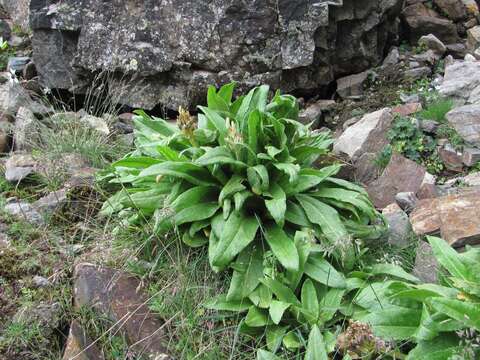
395,191,419,213
417,173,439,200
336,71,369,99
33,189,68,217
467,25,480,51
4,199,44,225
14,106,36,151
333,108,393,161
4,153,36,182
0,0,30,31
63,320,104,360
439,144,464,172
438,60,480,104
298,102,322,127
410,188,480,247
446,43,467,58
419,34,446,55
29,0,404,110
413,241,439,284
464,171,480,186
392,102,422,116
403,66,432,80
434,0,471,21
445,104,480,146
463,146,480,166
382,203,412,248
353,152,379,185
74,263,170,359
368,153,426,209
402,3,460,44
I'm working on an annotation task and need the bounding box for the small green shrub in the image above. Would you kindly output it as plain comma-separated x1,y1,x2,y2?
374,145,393,170
419,98,454,123
101,83,386,357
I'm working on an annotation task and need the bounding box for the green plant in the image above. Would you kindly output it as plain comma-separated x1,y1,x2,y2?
419,98,454,123
360,236,480,359
437,124,464,150
100,83,386,358
374,145,393,170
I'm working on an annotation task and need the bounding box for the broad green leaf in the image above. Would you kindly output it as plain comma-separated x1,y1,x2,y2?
260,278,301,306
257,349,281,360
264,224,299,272
182,232,208,248
286,231,312,289
205,295,252,312
313,186,376,219
363,307,422,340
245,306,270,327
319,289,345,323
249,284,273,309
112,156,162,169
292,165,341,193
198,106,228,142
301,279,319,324
211,211,259,269
451,277,480,297
285,200,311,227
247,110,261,165
196,146,246,167
282,331,301,350
139,161,217,186
429,297,480,330
304,254,346,288
133,111,178,138
174,202,220,226
406,334,461,360
264,183,286,227
370,263,420,283
247,165,269,194
269,300,290,325
218,82,235,104
296,194,348,245
207,85,229,112
427,236,468,280
305,325,328,360
227,246,264,301
274,163,300,183
266,325,288,353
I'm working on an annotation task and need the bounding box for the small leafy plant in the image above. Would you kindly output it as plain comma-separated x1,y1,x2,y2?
101,83,385,357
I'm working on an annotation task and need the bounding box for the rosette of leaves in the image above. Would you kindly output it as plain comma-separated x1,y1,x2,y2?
100,83,385,358
357,237,480,359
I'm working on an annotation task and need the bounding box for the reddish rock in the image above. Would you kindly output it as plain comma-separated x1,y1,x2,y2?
439,146,464,172
462,147,480,166
63,320,104,360
367,153,426,209
392,102,423,116
410,188,480,247
74,263,170,359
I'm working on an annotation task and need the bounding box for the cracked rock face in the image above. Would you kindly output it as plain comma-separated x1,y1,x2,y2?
29,0,403,110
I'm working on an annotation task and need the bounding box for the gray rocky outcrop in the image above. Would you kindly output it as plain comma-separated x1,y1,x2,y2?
27,0,404,110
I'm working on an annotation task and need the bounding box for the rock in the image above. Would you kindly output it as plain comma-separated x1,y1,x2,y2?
342,116,361,130
438,60,480,104
400,93,421,104
382,47,400,67
420,119,439,134
446,43,467,58
392,102,423,116
395,191,419,213
63,320,104,360
7,57,31,74
0,0,30,31
465,53,477,61
13,106,36,151
438,144,464,172
0,19,11,40
0,114,13,153
4,200,44,225
353,152,379,185
462,146,480,166
464,171,480,186
333,108,393,161
382,203,412,248
434,0,468,21
411,50,439,65
419,34,446,55
413,242,439,284
410,187,480,247
298,102,323,127
402,3,460,44
4,153,36,182
417,173,439,200
33,189,68,217
22,62,37,80
445,104,480,146
32,275,50,288
0,77,51,116
29,0,404,110
74,263,170,358
0,222,10,249
403,66,432,80
336,71,369,99
467,25,480,51
367,154,426,209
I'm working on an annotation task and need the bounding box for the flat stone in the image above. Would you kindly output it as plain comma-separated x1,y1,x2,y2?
464,171,480,186
63,320,104,360
445,104,480,146
74,263,170,359
7,56,30,74
4,200,45,225
33,189,68,217
403,66,432,80
463,147,480,166
336,71,369,99
395,191,419,213
353,152,379,185
467,25,480,51
382,203,412,248
410,188,480,247
420,119,439,134
438,61,480,104
368,153,426,209
298,102,323,127
446,43,467,58
392,102,422,116
382,47,400,67
413,241,439,284
4,154,36,182
417,173,439,200
333,108,393,161
439,145,464,172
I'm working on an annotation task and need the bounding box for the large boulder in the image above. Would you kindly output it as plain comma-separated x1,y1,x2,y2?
29,0,404,110
438,60,480,104
0,0,30,31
